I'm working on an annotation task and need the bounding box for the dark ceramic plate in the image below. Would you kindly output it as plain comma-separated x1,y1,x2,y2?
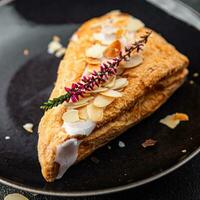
0,0,200,197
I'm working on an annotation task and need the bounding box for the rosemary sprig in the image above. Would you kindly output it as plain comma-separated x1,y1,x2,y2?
41,31,151,111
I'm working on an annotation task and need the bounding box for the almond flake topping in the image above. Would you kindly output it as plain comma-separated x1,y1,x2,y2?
78,106,88,120
62,109,79,123
160,113,189,129
126,17,144,32
93,95,115,108
66,96,93,109
87,103,104,122
101,89,123,97
122,54,143,68
112,78,128,90
85,44,106,59
103,40,121,58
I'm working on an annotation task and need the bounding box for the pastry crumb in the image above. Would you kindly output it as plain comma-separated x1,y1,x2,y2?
5,136,10,140
189,80,194,84
23,123,34,133
23,49,29,56
159,113,189,129
90,156,100,164
193,72,199,77
118,141,126,148
142,139,157,148
107,145,112,150
181,149,187,153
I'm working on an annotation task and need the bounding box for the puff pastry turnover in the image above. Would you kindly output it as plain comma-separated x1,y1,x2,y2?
38,11,189,182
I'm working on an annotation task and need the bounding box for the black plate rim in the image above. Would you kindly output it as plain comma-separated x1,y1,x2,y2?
0,0,200,197
0,144,200,197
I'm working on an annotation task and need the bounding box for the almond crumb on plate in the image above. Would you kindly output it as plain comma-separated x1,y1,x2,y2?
181,149,187,153
4,193,29,200
118,141,126,148
193,72,199,77
142,139,157,148
189,80,194,84
23,123,34,133
159,113,189,129
5,136,10,140
53,35,61,42
23,49,29,56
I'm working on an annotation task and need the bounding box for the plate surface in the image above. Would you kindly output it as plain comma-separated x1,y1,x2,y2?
0,0,200,196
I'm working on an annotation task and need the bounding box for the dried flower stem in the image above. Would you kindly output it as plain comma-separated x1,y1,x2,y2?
41,31,151,111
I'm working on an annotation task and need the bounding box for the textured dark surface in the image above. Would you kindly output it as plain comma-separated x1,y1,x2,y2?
0,0,200,199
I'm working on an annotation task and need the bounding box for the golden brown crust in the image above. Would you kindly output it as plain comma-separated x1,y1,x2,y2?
38,11,189,182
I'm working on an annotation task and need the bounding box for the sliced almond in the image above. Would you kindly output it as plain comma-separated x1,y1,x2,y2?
101,89,122,97
122,54,143,68
160,113,189,129
174,113,189,121
48,41,62,54
78,106,88,120
66,96,93,109
89,87,108,93
85,57,100,65
112,78,128,90
87,103,104,122
93,32,115,45
93,95,115,107
23,123,34,133
104,76,116,88
62,109,79,123
103,40,121,58
126,17,144,32
85,44,106,59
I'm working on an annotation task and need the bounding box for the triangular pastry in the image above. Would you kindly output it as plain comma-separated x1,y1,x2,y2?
38,11,189,182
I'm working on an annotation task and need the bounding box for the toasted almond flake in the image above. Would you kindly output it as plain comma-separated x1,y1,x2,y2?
112,78,128,90
122,54,143,68
87,103,103,121
104,76,116,88
62,110,79,123
120,31,135,47
53,35,60,42
78,106,88,120
103,40,121,58
85,57,101,65
23,49,29,56
160,113,189,129
93,32,115,45
23,123,33,133
93,95,115,107
174,113,189,121
101,89,122,98
66,97,93,109
126,17,144,32
142,139,157,148
101,24,117,34
87,64,100,74
55,47,66,58
89,87,108,93
48,40,62,54
4,193,29,200
85,44,106,59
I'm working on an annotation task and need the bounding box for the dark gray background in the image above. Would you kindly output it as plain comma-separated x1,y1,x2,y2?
0,0,200,199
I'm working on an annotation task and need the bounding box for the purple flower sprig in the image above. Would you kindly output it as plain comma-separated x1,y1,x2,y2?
41,31,151,111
